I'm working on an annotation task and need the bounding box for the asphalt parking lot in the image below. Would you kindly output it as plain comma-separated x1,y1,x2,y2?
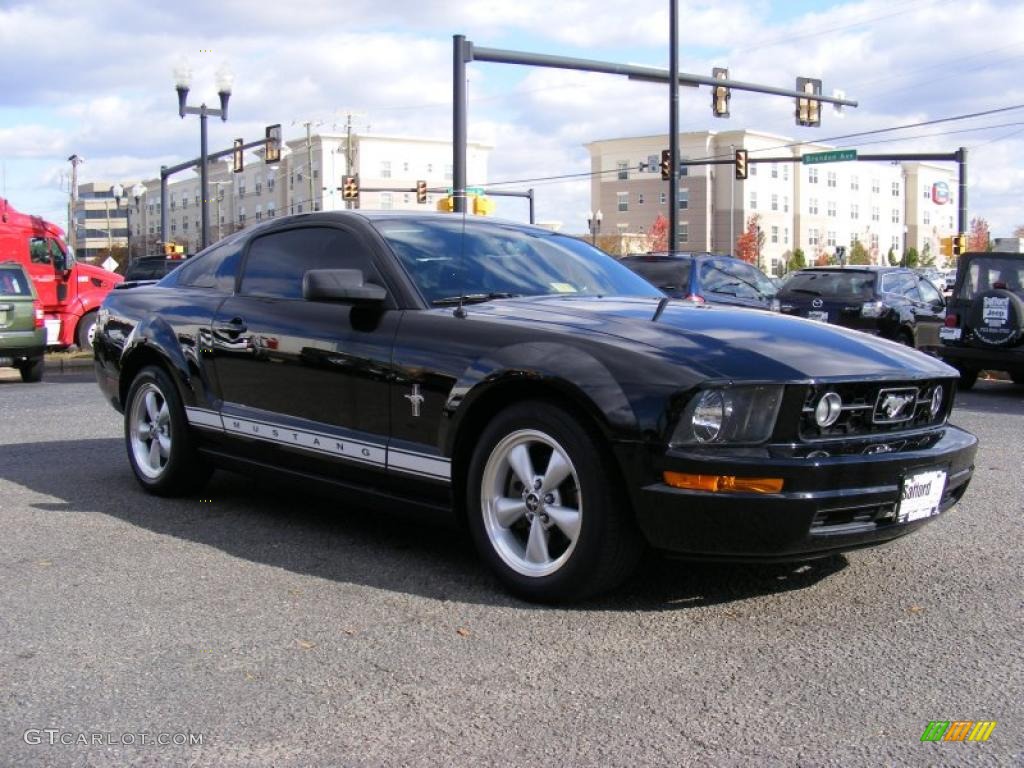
1,369,1021,766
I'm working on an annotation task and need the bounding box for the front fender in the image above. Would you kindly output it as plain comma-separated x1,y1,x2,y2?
441,341,640,455
121,314,199,406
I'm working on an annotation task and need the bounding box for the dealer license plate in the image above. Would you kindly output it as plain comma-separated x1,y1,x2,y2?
807,310,829,322
898,469,946,523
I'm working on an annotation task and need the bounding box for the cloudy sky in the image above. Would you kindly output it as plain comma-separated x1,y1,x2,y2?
2,0,1023,235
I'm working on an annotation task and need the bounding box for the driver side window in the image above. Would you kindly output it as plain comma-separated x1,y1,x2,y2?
29,237,51,265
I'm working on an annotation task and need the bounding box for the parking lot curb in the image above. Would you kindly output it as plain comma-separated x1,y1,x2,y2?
44,355,94,373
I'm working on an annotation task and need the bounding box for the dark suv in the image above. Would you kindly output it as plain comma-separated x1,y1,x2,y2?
932,251,1024,389
776,266,946,349
619,252,777,310
123,256,187,282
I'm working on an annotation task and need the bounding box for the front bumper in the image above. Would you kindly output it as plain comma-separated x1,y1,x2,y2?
629,425,977,561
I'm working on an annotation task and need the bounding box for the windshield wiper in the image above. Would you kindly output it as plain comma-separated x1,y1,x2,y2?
431,292,521,306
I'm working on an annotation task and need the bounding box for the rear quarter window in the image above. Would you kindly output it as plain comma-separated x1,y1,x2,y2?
0,266,32,296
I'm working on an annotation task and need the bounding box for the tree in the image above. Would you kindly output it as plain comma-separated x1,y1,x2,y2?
1013,224,1024,238
787,247,806,273
920,241,935,267
848,240,871,265
968,217,990,252
647,214,668,252
886,246,899,266
905,246,919,268
735,213,761,264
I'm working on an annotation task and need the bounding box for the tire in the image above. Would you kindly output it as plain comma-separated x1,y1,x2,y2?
466,400,643,603
957,367,978,391
18,358,44,383
897,329,915,347
124,365,211,496
77,310,98,351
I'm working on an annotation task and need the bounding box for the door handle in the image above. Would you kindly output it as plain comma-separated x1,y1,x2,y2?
215,318,247,335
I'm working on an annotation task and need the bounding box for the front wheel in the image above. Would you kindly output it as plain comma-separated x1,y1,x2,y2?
124,365,211,495
77,310,98,351
466,401,642,602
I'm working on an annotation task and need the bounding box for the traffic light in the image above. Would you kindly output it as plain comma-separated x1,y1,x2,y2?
734,149,748,180
952,233,966,257
265,124,281,164
660,149,671,181
437,196,455,213
416,179,428,204
473,196,495,216
232,139,244,173
795,77,822,127
711,67,730,118
940,236,953,258
342,175,359,200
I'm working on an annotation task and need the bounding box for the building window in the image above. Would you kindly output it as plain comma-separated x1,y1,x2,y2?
892,235,900,250
445,164,453,180
872,206,880,222
923,210,931,225
771,225,779,244
784,227,789,244
771,163,778,179
678,222,689,243
678,188,688,210
851,176,859,191
427,163,433,173
851,233,860,245
313,169,319,180
255,205,262,221
297,170,303,184
749,191,757,209
749,162,756,177
238,180,245,197
891,181,900,197
871,234,879,251
891,208,900,224
809,228,819,245
923,185,931,199
637,192,645,205
850,203,859,220
827,230,836,247
403,193,411,205
679,158,688,177
403,161,409,173
809,198,818,215
295,204,302,214
182,219,188,232
268,175,276,191
872,178,880,194
771,194,778,211
268,203,275,218
239,206,246,224
381,192,393,210
783,196,789,213
827,171,837,188
255,180,262,195
782,164,789,181
380,161,391,179
808,167,819,184
171,221,177,234
617,192,628,212
194,194,199,207
827,201,837,217
617,161,628,180
659,192,666,204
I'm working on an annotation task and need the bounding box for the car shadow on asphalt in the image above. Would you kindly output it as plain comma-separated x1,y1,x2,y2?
2,437,848,612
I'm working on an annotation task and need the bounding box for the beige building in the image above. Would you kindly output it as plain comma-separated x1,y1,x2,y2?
131,132,492,254
73,182,133,261
585,130,958,274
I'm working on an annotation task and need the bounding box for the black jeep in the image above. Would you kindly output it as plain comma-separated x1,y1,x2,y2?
933,251,1024,389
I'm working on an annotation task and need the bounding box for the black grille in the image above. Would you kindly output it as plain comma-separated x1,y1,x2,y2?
799,380,950,441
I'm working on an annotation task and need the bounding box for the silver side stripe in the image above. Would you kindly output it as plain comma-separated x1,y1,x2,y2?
184,407,450,481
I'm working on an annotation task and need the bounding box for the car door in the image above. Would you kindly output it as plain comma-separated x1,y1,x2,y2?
912,274,946,348
210,223,400,486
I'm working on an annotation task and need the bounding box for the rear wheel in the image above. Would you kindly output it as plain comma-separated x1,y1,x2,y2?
124,365,211,495
466,400,642,602
77,310,98,351
18,358,43,383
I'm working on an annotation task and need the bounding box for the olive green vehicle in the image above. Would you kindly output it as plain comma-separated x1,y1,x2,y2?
0,261,46,382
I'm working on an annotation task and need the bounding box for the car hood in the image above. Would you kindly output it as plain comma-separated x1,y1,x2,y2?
457,295,956,381
77,261,124,285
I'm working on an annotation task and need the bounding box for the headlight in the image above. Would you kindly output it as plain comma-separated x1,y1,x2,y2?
672,385,785,446
930,384,944,417
860,301,884,318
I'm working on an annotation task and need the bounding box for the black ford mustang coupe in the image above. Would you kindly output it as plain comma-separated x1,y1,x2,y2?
95,212,977,601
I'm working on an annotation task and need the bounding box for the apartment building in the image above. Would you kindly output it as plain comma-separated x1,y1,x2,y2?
585,130,958,274
130,132,491,254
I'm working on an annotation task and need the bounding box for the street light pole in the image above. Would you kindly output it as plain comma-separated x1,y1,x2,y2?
175,61,233,251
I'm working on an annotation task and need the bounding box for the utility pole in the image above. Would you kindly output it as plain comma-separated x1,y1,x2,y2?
668,0,679,251
67,154,82,253
345,113,355,210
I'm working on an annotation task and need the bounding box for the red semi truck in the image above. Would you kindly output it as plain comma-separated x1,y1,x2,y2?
0,197,122,350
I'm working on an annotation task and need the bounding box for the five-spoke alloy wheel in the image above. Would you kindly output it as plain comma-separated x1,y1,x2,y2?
467,400,642,603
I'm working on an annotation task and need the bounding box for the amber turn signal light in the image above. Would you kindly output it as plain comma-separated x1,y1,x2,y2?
663,471,784,494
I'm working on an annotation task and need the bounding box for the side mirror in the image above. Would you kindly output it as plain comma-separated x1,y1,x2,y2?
53,251,69,273
303,268,386,304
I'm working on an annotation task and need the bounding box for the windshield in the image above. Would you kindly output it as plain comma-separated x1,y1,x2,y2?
780,271,876,299
958,256,1024,300
374,218,663,305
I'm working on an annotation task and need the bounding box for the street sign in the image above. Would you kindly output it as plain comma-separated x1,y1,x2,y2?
802,149,857,164
102,257,119,273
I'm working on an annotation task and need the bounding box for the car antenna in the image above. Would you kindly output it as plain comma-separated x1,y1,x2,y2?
652,295,670,322
454,189,468,319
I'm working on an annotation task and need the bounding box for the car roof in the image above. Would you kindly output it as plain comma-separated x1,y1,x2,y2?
621,251,726,261
797,265,904,273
